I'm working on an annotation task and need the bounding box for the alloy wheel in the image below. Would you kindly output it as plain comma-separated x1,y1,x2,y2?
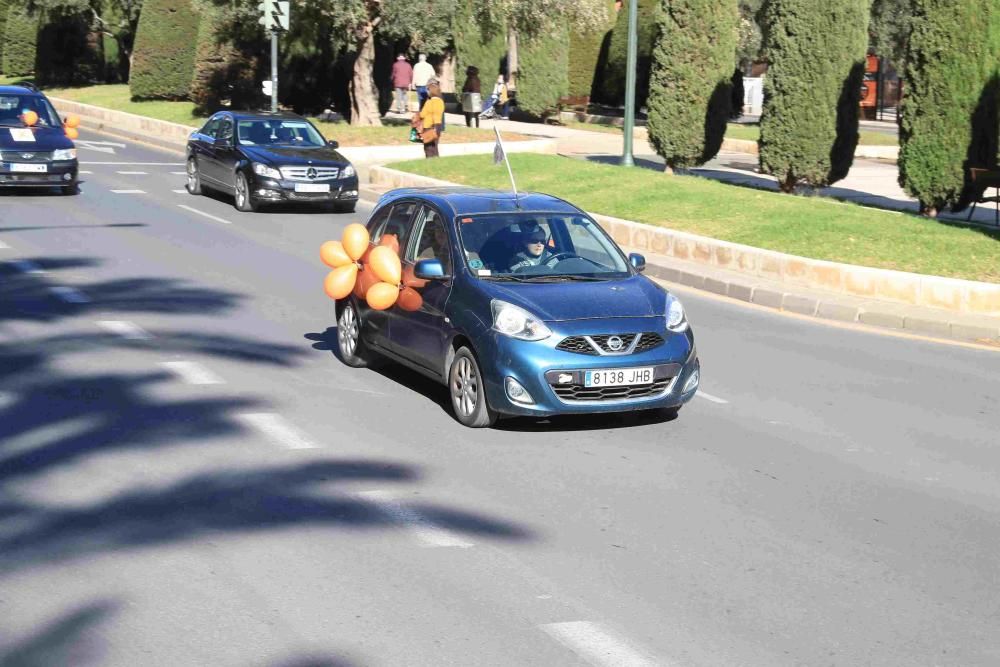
451,356,479,418
187,160,198,191
338,303,359,359
235,174,247,208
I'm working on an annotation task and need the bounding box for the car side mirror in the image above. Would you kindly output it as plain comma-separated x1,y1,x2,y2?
628,253,646,273
327,139,339,149
414,259,448,280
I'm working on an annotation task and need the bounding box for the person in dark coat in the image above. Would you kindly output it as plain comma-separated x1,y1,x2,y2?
462,66,482,128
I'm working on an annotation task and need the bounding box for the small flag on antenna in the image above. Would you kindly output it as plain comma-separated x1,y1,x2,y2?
493,135,505,165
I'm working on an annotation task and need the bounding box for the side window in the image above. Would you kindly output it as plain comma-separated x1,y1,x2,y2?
200,116,220,138
409,206,452,274
218,117,234,143
366,205,393,237
374,201,417,250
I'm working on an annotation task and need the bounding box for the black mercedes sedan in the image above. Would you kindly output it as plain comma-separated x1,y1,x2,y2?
185,111,359,213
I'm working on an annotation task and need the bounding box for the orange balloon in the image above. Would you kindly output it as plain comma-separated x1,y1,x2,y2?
65,127,79,140
366,282,399,310
378,233,400,255
64,114,80,128
353,264,381,299
342,223,370,261
320,240,352,268
368,245,402,285
22,110,38,126
402,264,427,290
323,264,358,300
398,286,423,312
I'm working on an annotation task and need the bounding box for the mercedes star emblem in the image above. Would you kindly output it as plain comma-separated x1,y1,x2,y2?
306,167,317,180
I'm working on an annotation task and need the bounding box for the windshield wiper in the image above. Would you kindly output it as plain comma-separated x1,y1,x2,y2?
482,275,537,282
527,275,610,282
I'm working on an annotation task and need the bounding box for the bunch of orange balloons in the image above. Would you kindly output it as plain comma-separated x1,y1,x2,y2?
321,223,414,311
64,114,80,140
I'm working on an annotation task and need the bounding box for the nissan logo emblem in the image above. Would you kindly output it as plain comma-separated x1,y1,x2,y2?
306,167,317,180
607,336,624,351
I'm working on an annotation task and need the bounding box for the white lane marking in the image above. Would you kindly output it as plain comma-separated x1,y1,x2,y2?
75,139,126,154
116,170,149,175
540,622,661,667
160,360,225,385
110,189,146,194
170,171,187,175
177,204,232,225
0,239,9,249
97,320,152,340
172,189,187,194
357,489,475,549
49,286,90,303
81,161,184,166
696,390,729,404
78,170,93,175
12,260,45,274
237,413,317,450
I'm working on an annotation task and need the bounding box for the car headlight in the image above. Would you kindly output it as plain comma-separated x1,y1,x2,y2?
52,148,77,161
253,163,282,179
341,164,355,178
667,294,688,332
491,300,551,341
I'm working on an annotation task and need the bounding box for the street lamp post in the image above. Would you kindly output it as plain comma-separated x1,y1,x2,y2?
620,0,638,167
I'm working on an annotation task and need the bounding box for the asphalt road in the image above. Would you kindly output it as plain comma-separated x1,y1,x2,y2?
1,130,999,667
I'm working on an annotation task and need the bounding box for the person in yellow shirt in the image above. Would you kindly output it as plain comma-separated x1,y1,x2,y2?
418,81,445,158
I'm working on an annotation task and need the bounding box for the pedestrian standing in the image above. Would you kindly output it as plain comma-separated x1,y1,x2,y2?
390,54,413,114
492,75,510,120
462,66,482,128
413,54,436,109
418,81,445,158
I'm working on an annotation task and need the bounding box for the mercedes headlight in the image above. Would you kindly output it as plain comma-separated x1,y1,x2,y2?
253,163,282,179
491,300,551,341
52,148,77,161
341,164,356,178
667,294,688,332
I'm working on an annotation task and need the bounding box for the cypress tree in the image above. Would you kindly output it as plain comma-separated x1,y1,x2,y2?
898,0,1000,217
646,0,738,171
599,0,657,107
758,0,870,192
453,0,508,84
567,1,617,104
0,0,11,70
2,5,38,77
516,27,570,118
130,0,200,99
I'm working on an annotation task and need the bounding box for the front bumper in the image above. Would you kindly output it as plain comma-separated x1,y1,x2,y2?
251,175,359,204
0,160,78,187
473,317,700,417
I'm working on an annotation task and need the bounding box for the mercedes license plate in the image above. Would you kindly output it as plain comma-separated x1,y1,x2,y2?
294,183,330,193
10,163,47,173
584,367,654,388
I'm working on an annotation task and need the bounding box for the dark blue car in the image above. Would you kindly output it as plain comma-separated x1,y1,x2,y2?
336,188,700,427
0,85,79,195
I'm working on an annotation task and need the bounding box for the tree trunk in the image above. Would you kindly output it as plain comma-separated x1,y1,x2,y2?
506,27,519,89
920,202,938,218
779,172,797,193
439,49,456,94
350,25,382,127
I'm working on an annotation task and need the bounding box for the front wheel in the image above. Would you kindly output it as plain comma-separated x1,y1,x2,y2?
336,299,369,368
234,171,258,212
448,347,497,428
186,158,202,195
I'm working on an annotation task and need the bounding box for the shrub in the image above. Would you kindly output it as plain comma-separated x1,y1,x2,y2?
566,0,617,104
130,0,200,99
598,0,657,108
2,5,38,77
758,0,870,191
453,0,507,85
516,28,570,118
36,11,103,86
898,0,1000,216
646,0,737,170
0,0,11,69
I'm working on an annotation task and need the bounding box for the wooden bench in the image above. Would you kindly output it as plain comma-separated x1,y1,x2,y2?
968,168,1000,225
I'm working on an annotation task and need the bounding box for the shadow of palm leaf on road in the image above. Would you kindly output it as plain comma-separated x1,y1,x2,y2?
0,599,118,667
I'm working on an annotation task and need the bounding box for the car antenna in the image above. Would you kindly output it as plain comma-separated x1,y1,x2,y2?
493,126,521,209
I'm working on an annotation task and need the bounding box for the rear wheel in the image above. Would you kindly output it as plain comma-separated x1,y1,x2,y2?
234,171,258,212
448,347,497,428
336,299,369,368
186,158,202,195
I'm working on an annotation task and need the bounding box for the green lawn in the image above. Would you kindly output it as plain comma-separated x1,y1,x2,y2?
725,123,899,146
389,153,1000,283
48,84,203,125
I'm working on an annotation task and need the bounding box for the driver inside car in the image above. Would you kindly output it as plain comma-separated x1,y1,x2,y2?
508,221,555,272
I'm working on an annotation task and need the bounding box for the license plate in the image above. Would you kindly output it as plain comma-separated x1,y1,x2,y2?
584,367,654,387
9,163,47,173
294,183,330,193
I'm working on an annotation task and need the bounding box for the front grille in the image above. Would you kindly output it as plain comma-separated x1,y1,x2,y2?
279,166,339,181
556,332,665,356
1,150,53,162
551,378,672,402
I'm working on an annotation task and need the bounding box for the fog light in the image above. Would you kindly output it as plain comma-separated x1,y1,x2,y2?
505,377,534,405
342,190,358,198
62,173,73,181
682,368,700,394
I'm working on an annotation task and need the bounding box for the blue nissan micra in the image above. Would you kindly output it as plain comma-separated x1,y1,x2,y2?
335,187,700,427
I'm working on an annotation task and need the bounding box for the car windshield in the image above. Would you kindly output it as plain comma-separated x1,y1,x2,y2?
457,212,630,280
237,119,325,147
0,95,61,128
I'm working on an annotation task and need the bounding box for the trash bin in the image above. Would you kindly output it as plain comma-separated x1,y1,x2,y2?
462,92,482,114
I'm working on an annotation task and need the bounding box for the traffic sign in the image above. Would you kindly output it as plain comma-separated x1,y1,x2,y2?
257,0,290,31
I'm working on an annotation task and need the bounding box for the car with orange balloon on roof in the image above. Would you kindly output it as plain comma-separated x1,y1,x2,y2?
0,83,80,195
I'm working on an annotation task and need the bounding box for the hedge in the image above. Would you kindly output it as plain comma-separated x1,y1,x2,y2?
647,0,737,170
758,0,869,191
566,0,617,103
36,11,103,86
516,28,570,118
453,0,508,89
2,5,38,77
0,0,11,69
130,0,200,99
898,0,1000,216
598,0,657,108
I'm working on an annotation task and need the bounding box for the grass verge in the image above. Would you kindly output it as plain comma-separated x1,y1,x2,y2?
388,153,1000,283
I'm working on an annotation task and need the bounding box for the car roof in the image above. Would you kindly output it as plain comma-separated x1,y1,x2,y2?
378,187,583,218
0,85,42,97
213,110,308,122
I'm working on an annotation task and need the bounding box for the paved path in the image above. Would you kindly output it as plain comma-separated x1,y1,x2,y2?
1,129,999,666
